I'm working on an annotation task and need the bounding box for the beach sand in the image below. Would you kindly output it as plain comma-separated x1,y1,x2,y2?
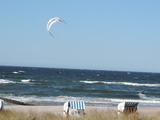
4,105,160,117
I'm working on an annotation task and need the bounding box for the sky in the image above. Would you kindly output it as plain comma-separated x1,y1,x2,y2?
0,0,160,73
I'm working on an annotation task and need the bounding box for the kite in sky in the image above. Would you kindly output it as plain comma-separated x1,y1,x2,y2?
46,17,65,38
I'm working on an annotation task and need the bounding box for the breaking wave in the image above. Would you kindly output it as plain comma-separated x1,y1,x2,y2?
80,81,160,87
0,79,16,84
1,94,160,107
138,93,160,102
12,71,25,74
21,79,32,83
0,79,33,84
12,71,19,74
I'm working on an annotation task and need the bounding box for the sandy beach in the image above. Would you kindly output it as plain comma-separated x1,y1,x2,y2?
4,105,160,117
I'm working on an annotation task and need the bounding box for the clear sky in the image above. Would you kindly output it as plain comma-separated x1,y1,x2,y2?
0,0,160,73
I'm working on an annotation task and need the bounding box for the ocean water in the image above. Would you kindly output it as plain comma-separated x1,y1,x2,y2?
0,66,160,107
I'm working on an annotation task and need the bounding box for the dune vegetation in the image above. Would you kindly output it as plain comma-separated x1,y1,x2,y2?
0,109,159,120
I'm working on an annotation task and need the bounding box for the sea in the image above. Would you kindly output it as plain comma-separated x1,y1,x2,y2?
0,66,160,107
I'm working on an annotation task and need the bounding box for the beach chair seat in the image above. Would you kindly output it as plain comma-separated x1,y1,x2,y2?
63,101,85,117
117,102,139,115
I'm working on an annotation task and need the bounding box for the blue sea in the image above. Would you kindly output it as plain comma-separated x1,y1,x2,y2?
0,66,160,107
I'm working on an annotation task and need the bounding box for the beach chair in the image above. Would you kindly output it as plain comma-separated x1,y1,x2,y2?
63,101,85,117
0,100,4,110
117,102,139,115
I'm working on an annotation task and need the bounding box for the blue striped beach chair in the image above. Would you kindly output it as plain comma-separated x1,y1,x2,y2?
63,101,85,117
117,102,139,115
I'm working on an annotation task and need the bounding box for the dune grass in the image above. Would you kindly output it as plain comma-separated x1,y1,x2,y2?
0,109,159,120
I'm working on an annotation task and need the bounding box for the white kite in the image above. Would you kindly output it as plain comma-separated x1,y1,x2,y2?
46,17,65,38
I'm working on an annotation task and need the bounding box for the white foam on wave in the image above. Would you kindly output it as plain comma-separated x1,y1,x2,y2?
57,96,160,105
138,93,160,102
0,79,16,84
109,98,160,104
81,81,100,84
35,96,160,105
2,94,160,107
80,81,160,87
21,79,31,83
138,93,151,100
26,95,160,105
12,71,19,74
12,71,25,74
119,82,160,87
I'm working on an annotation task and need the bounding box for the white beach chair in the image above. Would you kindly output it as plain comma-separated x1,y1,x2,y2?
117,102,139,115
63,101,85,117
0,100,4,110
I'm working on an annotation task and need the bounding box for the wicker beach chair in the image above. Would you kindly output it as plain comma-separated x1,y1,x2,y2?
117,102,139,115
0,100,4,110
63,101,85,117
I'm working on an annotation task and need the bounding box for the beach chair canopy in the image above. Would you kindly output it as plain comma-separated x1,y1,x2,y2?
69,101,85,109
118,102,139,113
125,102,139,108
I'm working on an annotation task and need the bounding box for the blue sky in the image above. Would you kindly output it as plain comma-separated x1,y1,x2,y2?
0,0,160,72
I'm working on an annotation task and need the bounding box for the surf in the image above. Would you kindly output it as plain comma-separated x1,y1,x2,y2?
0,79,16,84
80,81,160,87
